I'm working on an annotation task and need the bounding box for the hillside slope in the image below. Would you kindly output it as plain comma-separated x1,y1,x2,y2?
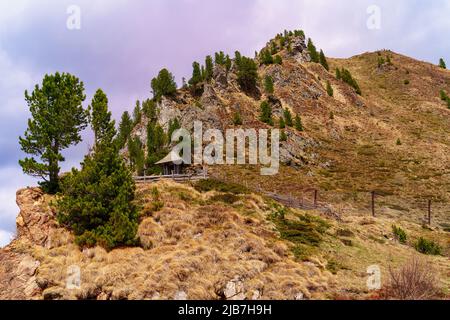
1,180,448,300
126,34,450,227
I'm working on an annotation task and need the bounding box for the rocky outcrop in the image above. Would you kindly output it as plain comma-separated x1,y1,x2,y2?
15,188,57,247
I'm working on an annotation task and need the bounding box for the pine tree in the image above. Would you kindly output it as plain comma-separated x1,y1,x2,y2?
294,114,304,131
132,100,142,126
189,62,203,87
335,68,342,80
439,58,446,69
259,101,273,125
19,72,88,194
142,99,157,122
234,51,242,67
57,90,138,250
168,117,181,141
260,49,274,65
117,111,133,149
274,55,283,65
326,80,334,97
89,89,115,145
237,56,258,93
283,108,293,127
205,55,214,82
319,50,329,71
264,75,274,95
128,136,145,175
151,68,177,100
280,130,287,142
279,117,286,129
440,89,448,101
215,51,226,65
340,68,361,95
307,38,319,63
225,55,232,73
146,122,167,175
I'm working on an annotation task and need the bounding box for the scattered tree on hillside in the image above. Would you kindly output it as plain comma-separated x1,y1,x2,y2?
205,55,214,82
264,75,274,95
279,117,286,129
259,101,273,125
337,67,362,95
128,136,145,176
237,56,259,94
335,68,342,80
142,99,158,122
260,49,274,65
189,61,203,87
132,100,142,126
283,108,293,127
319,50,329,71
167,117,181,141
307,38,319,63
19,72,88,194
326,80,334,97
294,114,304,131
215,51,227,66
439,58,446,69
234,51,242,67
225,55,232,72
57,90,139,250
151,68,177,101
274,55,283,65
117,111,133,149
146,122,167,175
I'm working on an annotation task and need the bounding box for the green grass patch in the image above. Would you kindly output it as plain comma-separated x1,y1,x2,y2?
269,204,330,260
209,193,240,204
414,237,442,255
392,225,407,244
194,179,249,195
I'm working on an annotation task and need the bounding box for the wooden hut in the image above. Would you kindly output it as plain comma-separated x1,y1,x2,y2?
155,151,187,175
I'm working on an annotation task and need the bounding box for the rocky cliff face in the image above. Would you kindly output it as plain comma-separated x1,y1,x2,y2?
0,188,59,299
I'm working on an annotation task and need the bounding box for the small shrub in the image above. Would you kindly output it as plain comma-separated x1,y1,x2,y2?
404,79,410,85
396,138,402,146
381,257,441,300
414,237,442,255
232,112,243,125
392,225,407,244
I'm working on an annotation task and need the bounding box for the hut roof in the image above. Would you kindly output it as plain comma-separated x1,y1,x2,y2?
155,151,186,165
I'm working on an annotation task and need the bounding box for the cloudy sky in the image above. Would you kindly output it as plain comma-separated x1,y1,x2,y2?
0,0,449,247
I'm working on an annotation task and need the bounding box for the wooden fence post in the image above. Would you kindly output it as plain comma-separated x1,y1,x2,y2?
428,199,432,225
371,191,376,217
313,189,318,208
